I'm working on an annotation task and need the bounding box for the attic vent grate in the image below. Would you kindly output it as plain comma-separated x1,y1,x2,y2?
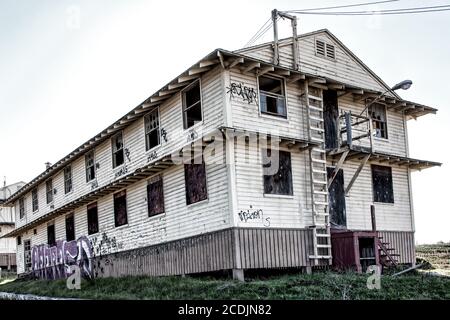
326,43,335,59
315,39,336,61
316,40,325,56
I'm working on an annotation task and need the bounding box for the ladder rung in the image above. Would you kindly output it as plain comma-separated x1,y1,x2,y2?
309,116,323,122
313,190,328,195
312,169,327,174
311,148,325,153
310,127,324,133
313,179,327,185
317,244,332,248
309,255,332,259
310,137,324,143
315,212,329,217
314,201,329,206
309,106,323,112
311,158,326,163
308,95,322,101
316,234,331,238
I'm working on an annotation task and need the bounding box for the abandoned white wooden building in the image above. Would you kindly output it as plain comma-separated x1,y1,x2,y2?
1,28,440,279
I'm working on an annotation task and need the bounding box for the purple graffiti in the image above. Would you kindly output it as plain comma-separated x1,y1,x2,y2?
31,236,94,280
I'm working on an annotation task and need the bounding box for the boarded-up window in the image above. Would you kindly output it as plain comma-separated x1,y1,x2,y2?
145,109,160,150
369,103,388,139
182,81,202,129
372,165,394,203
147,176,164,217
112,132,125,168
19,198,25,219
184,159,208,205
64,165,72,194
114,190,128,227
87,202,99,235
259,76,287,118
263,150,293,195
46,179,53,204
47,223,56,246
24,240,32,271
85,150,96,182
32,188,39,212
65,214,75,241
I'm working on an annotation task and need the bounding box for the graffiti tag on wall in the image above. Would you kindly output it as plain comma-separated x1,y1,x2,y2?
226,82,257,104
31,236,94,280
237,206,270,227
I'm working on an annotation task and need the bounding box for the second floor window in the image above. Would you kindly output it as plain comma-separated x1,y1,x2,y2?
182,81,202,129
19,198,25,219
32,188,38,212
64,165,72,194
369,103,388,139
47,223,56,246
145,109,160,151
259,76,287,118
112,132,125,168
114,190,128,227
87,202,99,235
46,179,53,204
65,214,75,241
85,150,96,182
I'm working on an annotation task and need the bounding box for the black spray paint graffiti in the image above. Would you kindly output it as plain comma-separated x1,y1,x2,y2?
237,206,270,227
91,232,123,277
161,128,168,143
90,180,98,190
226,82,258,104
187,128,198,142
147,151,158,163
114,165,128,178
124,148,131,162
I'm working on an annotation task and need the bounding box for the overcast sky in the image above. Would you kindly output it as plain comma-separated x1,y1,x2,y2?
0,0,448,244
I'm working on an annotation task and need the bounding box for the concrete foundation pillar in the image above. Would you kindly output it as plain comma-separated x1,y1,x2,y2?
305,266,312,275
232,269,245,282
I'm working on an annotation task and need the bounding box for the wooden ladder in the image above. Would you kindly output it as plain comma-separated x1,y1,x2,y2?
304,81,332,265
377,236,399,268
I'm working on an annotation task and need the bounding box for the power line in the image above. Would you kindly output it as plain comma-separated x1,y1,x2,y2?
244,16,279,48
284,4,450,15
292,0,399,12
244,17,272,47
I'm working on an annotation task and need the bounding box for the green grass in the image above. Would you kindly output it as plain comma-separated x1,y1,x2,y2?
1,271,449,300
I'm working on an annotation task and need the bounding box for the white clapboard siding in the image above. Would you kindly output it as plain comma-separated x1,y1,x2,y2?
14,66,225,230
341,161,412,232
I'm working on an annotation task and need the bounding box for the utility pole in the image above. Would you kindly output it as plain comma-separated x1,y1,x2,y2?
271,9,300,71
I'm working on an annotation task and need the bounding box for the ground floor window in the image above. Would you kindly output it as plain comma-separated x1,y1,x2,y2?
114,190,128,227
65,214,75,241
47,223,56,246
87,202,99,235
262,149,293,196
184,158,208,205
147,176,165,217
24,240,32,271
371,165,394,203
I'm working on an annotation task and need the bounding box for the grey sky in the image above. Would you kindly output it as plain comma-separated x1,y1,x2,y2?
0,0,448,243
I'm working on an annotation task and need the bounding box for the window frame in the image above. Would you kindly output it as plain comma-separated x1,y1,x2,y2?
65,213,75,241
371,164,394,204
19,197,25,219
46,179,53,204
184,156,208,206
144,108,161,151
47,223,56,246
113,190,128,228
64,165,73,194
262,149,294,197
257,75,288,119
147,175,165,217
31,188,39,212
87,202,99,235
182,80,203,130
369,103,389,140
111,131,125,169
85,150,96,182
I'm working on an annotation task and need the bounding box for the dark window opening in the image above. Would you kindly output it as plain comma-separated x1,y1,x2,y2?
24,240,32,271
372,165,394,203
369,103,388,139
65,214,75,241
263,149,293,196
87,202,99,235
147,176,165,217
184,158,208,205
19,198,25,219
85,150,96,182
359,237,376,272
32,188,39,212
47,224,56,246
112,132,124,168
64,165,72,194
145,109,160,150
17,236,21,246
46,179,53,204
259,76,286,118
114,190,128,227
182,81,202,129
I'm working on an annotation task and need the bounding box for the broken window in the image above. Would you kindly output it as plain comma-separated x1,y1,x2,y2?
184,158,208,205
182,81,202,129
85,150,96,182
19,197,25,219
262,149,293,196
145,109,160,150
369,103,388,139
87,202,99,235
64,165,72,194
372,165,394,203
147,175,164,217
24,240,32,271
259,76,287,118
112,132,125,168
17,236,22,246
32,188,38,212
47,223,56,246
65,214,75,241
114,190,128,227
46,179,53,204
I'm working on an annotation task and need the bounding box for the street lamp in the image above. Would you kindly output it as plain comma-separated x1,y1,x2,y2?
360,79,413,116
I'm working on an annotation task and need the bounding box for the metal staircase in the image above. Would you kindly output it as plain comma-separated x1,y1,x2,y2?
304,81,332,265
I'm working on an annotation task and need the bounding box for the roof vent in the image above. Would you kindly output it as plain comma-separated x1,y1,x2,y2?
316,40,325,56
326,43,335,59
315,39,335,60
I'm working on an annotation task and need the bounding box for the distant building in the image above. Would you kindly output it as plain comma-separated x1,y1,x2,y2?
0,181,25,271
